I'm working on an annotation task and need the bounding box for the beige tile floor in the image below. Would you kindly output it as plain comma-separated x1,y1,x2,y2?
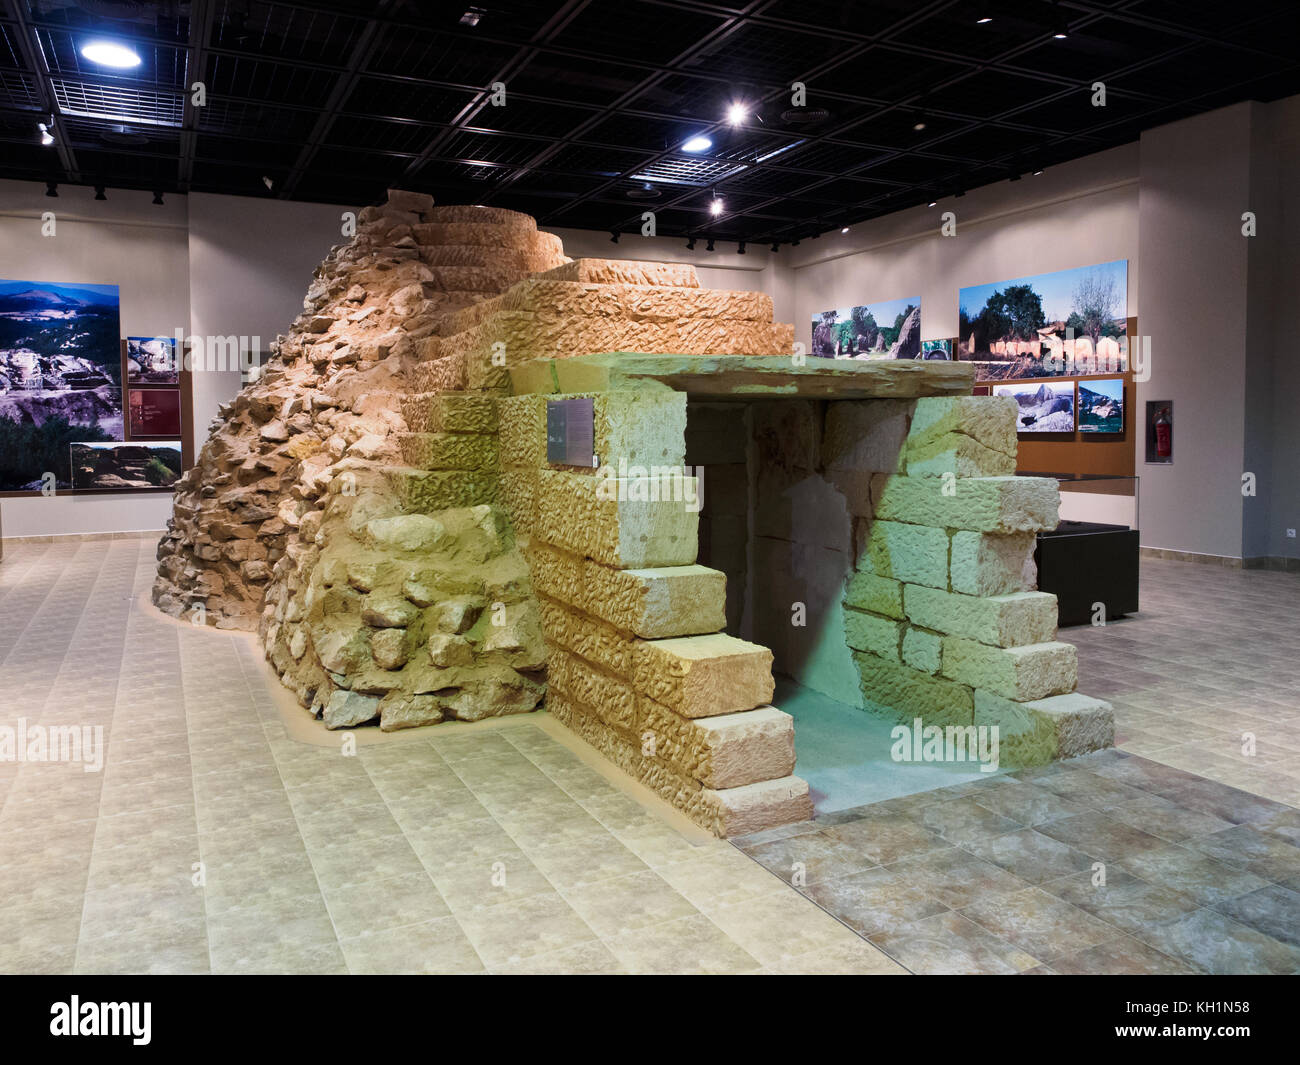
0,538,902,975
1,541,1296,975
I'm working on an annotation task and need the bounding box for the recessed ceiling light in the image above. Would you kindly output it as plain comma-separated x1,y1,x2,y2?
726,102,748,126
682,135,713,153
81,40,142,69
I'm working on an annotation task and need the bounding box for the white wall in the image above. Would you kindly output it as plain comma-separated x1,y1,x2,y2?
187,193,350,439
0,180,189,536
786,145,1140,348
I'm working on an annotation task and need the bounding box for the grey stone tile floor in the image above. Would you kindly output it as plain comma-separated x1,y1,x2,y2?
1,543,1296,975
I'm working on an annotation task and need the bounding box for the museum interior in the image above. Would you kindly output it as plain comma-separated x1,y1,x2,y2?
0,0,1297,979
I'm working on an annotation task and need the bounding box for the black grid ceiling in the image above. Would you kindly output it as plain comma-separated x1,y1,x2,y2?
0,0,1297,243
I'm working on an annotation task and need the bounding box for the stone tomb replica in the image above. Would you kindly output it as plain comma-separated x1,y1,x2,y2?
154,190,1113,837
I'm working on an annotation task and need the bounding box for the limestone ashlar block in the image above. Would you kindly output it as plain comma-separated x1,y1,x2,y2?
384,468,498,513
949,530,1038,597
410,353,467,394
536,594,636,677
399,392,497,435
594,389,687,469
409,219,537,248
871,474,1060,534
941,637,1078,701
843,607,903,660
547,692,811,836
497,469,537,535
497,279,772,322
843,571,905,620
532,258,700,288
546,646,638,731
903,431,1017,478
823,398,914,474
901,626,943,674
857,519,949,589
497,394,547,468
396,432,497,470
635,633,775,719
638,700,796,789
907,396,1018,456
532,469,698,569
974,690,1115,766
853,650,974,726
525,540,724,639
904,585,1058,648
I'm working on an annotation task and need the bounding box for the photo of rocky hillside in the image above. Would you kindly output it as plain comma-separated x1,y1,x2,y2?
992,380,1076,432
127,336,179,384
0,278,123,491
1079,377,1125,433
811,297,920,359
70,441,182,491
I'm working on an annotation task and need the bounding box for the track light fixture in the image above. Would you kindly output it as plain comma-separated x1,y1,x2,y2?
737,241,746,255
685,236,696,250
770,242,779,253
840,226,849,234
709,192,724,216
928,199,938,207
790,238,801,246
152,190,165,205
1051,0,1069,37
705,238,715,252
94,185,107,201
726,102,749,126
609,230,620,243
45,181,57,198
38,121,54,147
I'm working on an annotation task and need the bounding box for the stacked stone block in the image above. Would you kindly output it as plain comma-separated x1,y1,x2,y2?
837,394,1113,764
498,385,812,836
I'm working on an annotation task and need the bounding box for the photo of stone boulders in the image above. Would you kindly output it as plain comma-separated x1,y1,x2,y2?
0,279,123,490
126,336,179,384
811,298,920,358
70,441,182,490
992,380,1076,432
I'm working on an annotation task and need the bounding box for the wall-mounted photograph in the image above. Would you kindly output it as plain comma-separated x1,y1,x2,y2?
992,380,1076,432
959,260,1128,380
920,339,952,360
1078,377,1125,433
0,278,123,492
128,387,182,438
126,336,180,385
811,297,920,359
70,440,182,491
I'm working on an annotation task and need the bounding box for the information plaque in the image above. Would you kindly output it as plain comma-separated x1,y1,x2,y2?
546,397,597,467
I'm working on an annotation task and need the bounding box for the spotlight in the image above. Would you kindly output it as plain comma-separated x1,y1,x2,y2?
38,122,54,146
737,241,746,255
912,119,927,132
790,238,801,247
709,195,724,216
840,226,849,234
81,40,142,69
459,6,485,25
928,199,938,207
45,181,57,198
770,242,779,253
262,175,274,191
686,236,696,250
682,135,713,153
1052,2,1069,38
726,102,749,126
976,16,993,24
705,238,715,252
1033,168,1045,176
153,190,165,205
94,185,107,201
609,230,620,243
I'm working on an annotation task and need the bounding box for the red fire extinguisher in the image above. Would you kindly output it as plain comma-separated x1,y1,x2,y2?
1154,407,1172,458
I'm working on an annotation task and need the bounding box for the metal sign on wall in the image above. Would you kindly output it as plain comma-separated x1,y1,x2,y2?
546,397,597,467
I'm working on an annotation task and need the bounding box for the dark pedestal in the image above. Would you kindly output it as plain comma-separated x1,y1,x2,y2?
1035,520,1139,627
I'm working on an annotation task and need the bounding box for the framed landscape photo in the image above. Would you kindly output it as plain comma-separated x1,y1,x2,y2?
70,440,182,491
128,387,182,438
1078,377,1125,433
992,380,1076,433
126,336,179,384
0,278,123,493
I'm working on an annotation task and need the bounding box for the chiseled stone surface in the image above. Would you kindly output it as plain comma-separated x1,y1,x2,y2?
940,636,1078,702
907,395,1019,456
974,690,1115,766
857,519,949,589
949,530,1038,597
853,650,975,726
871,473,1060,533
843,570,905,619
526,540,725,639
904,430,1018,478
634,634,776,719
843,608,903,661
904,585,1059,648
